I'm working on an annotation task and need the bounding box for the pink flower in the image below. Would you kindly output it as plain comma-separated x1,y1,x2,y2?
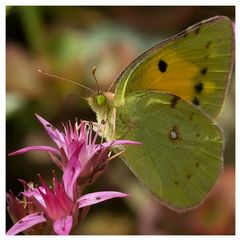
7,173,128,235
9,114,140,188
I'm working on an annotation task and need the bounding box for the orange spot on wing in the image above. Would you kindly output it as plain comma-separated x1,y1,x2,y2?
131,50,199,102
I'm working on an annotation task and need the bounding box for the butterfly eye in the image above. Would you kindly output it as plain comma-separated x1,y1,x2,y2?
96,94,107,106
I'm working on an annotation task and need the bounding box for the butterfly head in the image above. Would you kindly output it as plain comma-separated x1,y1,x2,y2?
96,94,107,107
87,91,114,116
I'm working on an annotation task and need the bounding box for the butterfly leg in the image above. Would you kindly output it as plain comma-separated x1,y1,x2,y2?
108,148,125,162
100,115,108,144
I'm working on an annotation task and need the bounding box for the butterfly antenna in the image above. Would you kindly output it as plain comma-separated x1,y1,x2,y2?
38,69,94,93
92,66,100,94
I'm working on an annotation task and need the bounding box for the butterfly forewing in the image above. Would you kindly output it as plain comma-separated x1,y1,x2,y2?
114,16,234,118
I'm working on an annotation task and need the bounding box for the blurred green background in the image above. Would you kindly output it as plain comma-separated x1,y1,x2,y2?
6,6,235,234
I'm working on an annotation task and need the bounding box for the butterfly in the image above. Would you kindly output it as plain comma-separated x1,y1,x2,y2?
87,16,234,212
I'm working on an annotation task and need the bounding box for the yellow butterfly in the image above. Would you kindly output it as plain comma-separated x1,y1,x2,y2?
88,16,234,211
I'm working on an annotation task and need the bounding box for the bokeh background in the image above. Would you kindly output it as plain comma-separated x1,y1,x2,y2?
6,6,235,234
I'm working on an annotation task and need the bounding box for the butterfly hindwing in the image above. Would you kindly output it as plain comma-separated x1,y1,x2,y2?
115,90,223,211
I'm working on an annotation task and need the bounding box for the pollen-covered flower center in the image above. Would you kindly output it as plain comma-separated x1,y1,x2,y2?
96,94,107,106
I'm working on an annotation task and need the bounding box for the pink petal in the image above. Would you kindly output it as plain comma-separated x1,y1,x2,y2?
53,176,74,212
6,192,26,220
22,187,46,208
77,191,129,209
53,215,73,235
6,212,46,235
113,140,142,145
67,140,83,160
63,156,81,201
9,146,60,156
35,114,65,147
101,140,142,148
